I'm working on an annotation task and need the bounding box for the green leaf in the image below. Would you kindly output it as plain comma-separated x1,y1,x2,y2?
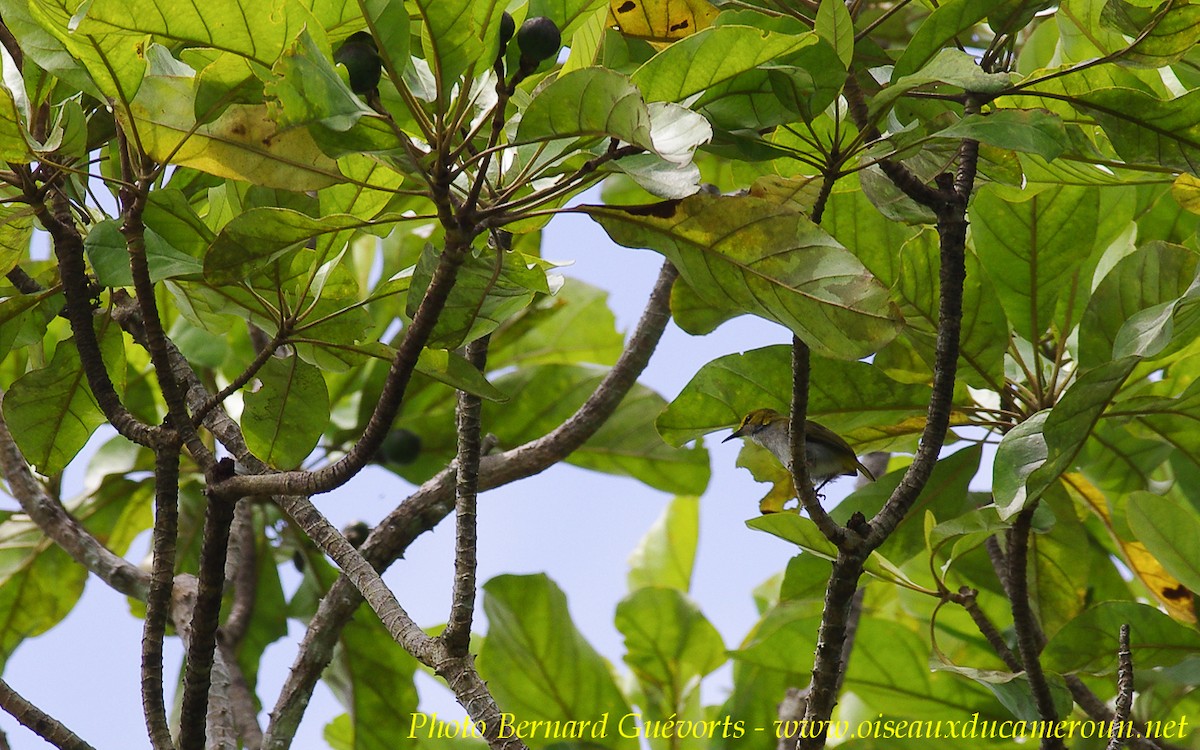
1128,492,1200,594
407,246,550,349
995,359,1136,518
529,0,608,39
324,604,420,750
815,0,853,67
933,109,1068,160
1101,0,1200,69
731,598,822,676
1110,255,1200,361
3,338,106,476
414,349,508,403
414,0,494,94
22,0,146,102
764,41,847,123
1105,376,1200,478
78,0,304,69
657,345,932,449
615,587,725,716
821,175,923,281
1043,601,1200,674
0,289,59,362
268,30,376,132
0,202,35,277
0,0,101,98
478,574,636,749
0,474,153,666
145,189,216,258
205,208,390,284
893,0,1010,80
836,445,982,565
581,195,902,360
1078,87,1200,175
747,514,935,593
515,67,655,152
874,49,1015,121
627,495,699,592
85,220,204,287
992,411,1049,521
0,54,29,162
487,280,624,369
846,619,1003,719
123,67,345,191
485,365,711,495
630,25,818,104
1080,241,1199,368
242,355,330,469
1028,488,1091,637
0,517,82,665
972,184,1099,344
192,51,263,124
668,275,740,335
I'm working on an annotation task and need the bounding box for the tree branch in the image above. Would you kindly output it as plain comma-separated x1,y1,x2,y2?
179,463,239,750
0,678,95,750
221,499,258,647
790,338,844,542
271,492,526,749
0,398,149,599
799,554,865,749
263,260,679,749
1108,623,1134,750
1007,505,1064,750
441,335,490,654
31,192,158,447
116,131,209,466
213,234,474,498
142,447,181,750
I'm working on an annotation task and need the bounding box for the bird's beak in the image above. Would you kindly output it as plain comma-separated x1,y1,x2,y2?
722,428,743,443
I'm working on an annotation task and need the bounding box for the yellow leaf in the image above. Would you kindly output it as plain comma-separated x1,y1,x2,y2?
1171,173,1200,216
1062,472,1197,624
608,0,718,43
122,76,342,191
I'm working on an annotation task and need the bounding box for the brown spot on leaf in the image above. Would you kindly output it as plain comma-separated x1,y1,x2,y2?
616,1,636,12
230,124,246,136
1161,584,1192,600
621,199,682,218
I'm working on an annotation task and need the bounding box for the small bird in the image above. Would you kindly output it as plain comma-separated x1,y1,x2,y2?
724,408,876,492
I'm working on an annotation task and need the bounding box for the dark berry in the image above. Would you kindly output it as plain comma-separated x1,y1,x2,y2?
516,17,561,66
334,33,382,93
377,428,421,466
343,521,371,549
499,12,516,47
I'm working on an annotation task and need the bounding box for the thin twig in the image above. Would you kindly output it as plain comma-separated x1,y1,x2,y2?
1007,505,1064,750
791,338,843,542
0,678,95,750
179,465,239,750
212,234,474,499
441,335,490,653
0,401,149,598
142,447,181,750
1108,624,1134,750
221,499,258,647
32,191,157,447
